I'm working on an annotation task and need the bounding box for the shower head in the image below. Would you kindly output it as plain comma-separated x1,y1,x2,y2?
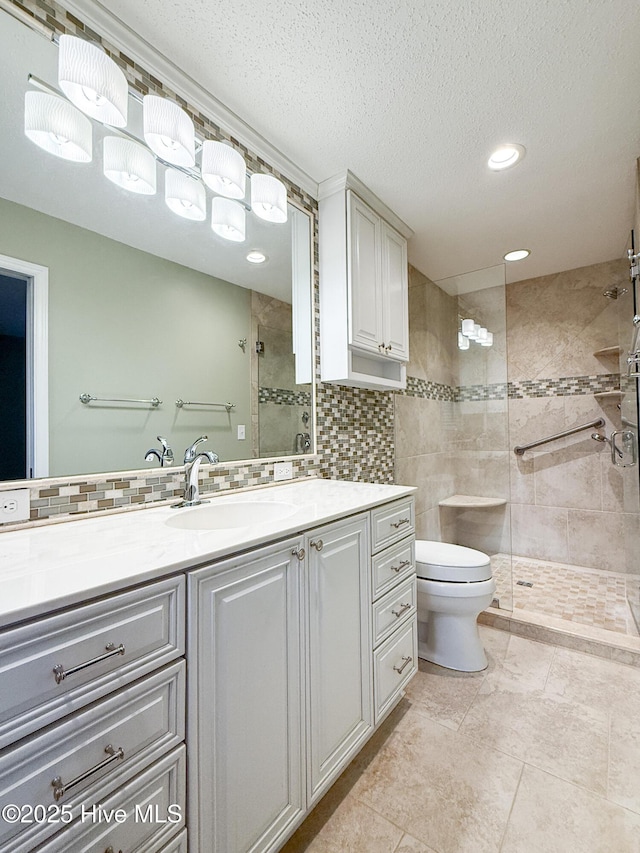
602,286,628,299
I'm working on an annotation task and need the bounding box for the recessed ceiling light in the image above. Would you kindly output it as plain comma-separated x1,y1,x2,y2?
503,249,530,262
246,250,267,264
488,143,526,171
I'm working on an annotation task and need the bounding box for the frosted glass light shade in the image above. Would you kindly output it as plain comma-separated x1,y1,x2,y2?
165,168,206,220
250,174,287,223
143,95,195,167
103,136,156,194
211,197,245,242
461,318,475,337
24,91,92,162
201,141,246,199
473,324,482,339
477,327,488,341
58,34,127,127
458,332,470,350
480,332,494,347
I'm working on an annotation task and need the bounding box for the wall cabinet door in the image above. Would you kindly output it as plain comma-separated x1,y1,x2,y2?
381,220,409,361
306,514,372,803
188,539,305,853
348,191,383,353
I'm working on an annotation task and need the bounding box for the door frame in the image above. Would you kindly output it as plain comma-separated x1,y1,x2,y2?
0,253,49,478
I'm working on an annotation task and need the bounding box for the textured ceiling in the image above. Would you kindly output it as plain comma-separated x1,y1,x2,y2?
85,0,640,283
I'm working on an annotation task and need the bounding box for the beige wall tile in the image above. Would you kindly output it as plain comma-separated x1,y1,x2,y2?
510,504,569,562
533,449,602,511
567,509,627,572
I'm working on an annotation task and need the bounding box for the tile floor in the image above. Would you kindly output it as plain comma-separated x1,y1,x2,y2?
281,626,640,853
491,553,639,637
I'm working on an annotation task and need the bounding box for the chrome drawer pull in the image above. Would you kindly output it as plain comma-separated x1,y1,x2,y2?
391,603,412,618
291,547,306,561
393,655,412,675
53,643,126,684
105,847,123,853
390,559,411,573
51,744,125,801
310,539,323,551
391,517,410,529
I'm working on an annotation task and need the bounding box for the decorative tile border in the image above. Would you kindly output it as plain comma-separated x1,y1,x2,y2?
403,377,457,402
508,374,620,399
258,387,313,406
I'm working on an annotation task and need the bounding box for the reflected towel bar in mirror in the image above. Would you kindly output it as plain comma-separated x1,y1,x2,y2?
79,393,162,407
175,399,235,411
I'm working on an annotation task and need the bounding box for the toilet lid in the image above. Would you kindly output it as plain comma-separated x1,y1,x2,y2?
415,540,492,582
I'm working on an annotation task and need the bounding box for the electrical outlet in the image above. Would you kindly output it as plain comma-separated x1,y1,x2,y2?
237,424,246,440
0,488,30,523
273,461,293,482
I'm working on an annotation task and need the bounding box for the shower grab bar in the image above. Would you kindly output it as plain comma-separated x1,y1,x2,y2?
514,417,605,456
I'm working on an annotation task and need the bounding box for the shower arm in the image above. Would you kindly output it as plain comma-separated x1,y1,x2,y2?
513,417,606,456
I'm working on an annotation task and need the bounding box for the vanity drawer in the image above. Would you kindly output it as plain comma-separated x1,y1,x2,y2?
373,619,417,724
370,498,415,553
372,577,416,647
371,537,415,600
33,745,186,853
0,661,185,853
0,576,185,749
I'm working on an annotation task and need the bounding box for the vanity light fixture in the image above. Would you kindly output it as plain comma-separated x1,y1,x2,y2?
164,168,206,220
487,143,526,171
461,318,476,337
57,34,128,127
458,332,470,350
459,317,493,349
201,140,246,199
503,249,530,261
479,332,494,347
143,94,195,167
211,197,246,242
24,91,92,162
250,173,288,223
246,250,267,264
103,136,156,194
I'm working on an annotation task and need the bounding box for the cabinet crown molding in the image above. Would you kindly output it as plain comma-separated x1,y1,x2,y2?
318,170,414,240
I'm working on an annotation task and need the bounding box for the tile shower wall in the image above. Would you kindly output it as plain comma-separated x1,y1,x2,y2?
507,259,630,572
0,0,395,528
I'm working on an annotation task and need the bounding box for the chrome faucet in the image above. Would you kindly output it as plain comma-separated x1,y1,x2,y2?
145,435,174,467
178,436,219,507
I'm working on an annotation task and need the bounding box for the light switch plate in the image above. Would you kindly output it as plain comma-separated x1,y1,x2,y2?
273,461,293,482
237,424,246,440
0,488,30,523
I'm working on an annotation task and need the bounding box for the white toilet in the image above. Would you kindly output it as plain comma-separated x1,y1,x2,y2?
415,540,495,672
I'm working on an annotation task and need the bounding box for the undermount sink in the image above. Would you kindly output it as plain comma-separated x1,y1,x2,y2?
165,500,298,531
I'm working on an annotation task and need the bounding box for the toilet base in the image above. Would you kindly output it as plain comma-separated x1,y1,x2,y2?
418,612,488,672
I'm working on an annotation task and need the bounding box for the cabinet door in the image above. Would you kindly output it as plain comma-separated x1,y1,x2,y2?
306,514,372,802
348,191,383,354
381,221,409,361
188,539,305,853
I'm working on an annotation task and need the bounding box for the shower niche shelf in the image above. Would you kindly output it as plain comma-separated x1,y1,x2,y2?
593,346,622,357
594,390,623,399
438,495,507,509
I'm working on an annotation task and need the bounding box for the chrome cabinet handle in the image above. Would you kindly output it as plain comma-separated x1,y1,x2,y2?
291,547,306,560
309,539,323,551
391,603,412,618
105,847,123,853
391,517,410,529
390,559,411,573
51,745,125,802
393,655,413,675
378,342,386,351
385,344,392,352
53,643,125,684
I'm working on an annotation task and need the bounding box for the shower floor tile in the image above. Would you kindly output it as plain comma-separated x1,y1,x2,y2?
491,553,639,638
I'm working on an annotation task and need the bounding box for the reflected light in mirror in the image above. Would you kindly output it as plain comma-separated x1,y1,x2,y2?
143,94,195,167
251,174,287,223
103,136,156,194
165,168,206,220
24,91,92,162
211,197,246,241
201,140,246,199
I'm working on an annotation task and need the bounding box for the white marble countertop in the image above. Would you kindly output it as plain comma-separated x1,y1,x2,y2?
0,478,415,629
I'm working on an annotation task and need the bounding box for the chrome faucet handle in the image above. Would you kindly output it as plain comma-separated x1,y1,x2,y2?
184,435,208,463
157,436,174,465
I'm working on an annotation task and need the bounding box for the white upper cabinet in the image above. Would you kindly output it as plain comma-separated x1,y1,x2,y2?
319,171,413,391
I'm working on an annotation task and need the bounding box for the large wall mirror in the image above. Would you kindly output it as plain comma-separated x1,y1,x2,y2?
0,9,314,482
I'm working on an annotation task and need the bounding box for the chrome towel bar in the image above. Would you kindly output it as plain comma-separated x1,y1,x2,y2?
80,393,161,407
175,399,235,411
514,417,605,456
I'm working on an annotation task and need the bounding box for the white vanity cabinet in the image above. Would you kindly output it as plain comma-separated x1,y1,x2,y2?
319,170,413,391
305,514,372,803
0,576,187,853
188,538,306,853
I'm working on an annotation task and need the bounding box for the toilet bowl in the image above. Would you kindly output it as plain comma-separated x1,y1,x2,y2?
415,540,495,672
